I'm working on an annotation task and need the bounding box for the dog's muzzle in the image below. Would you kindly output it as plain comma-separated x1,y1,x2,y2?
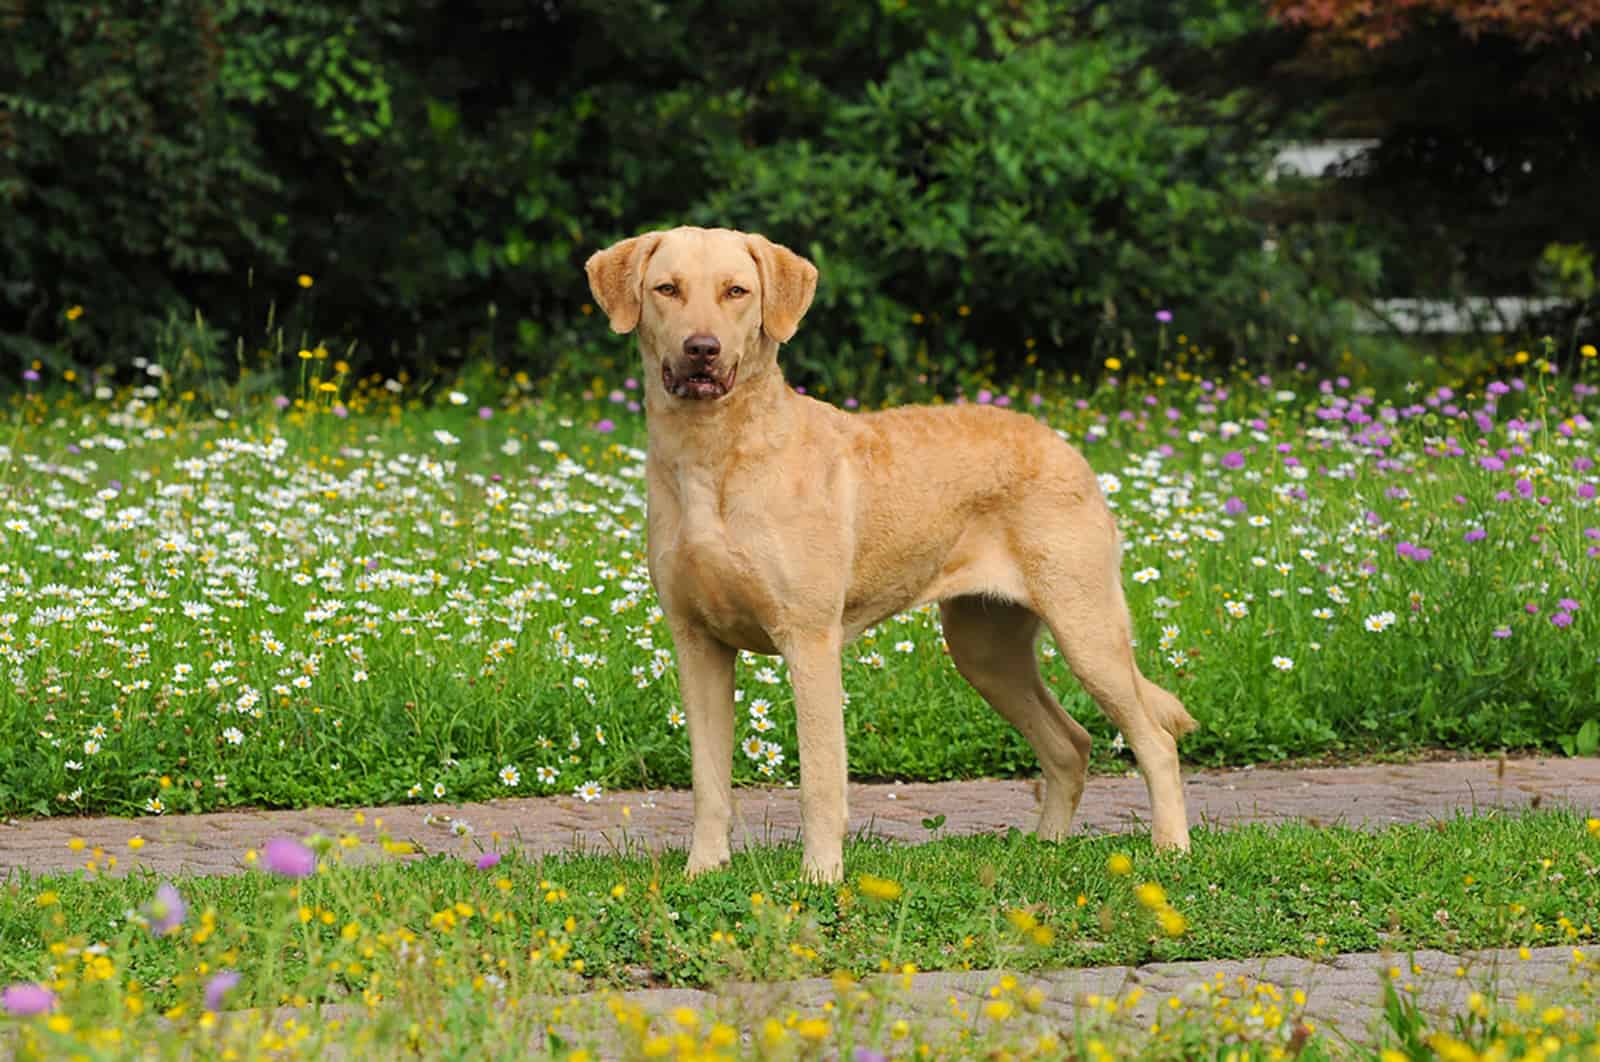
662,360,736,400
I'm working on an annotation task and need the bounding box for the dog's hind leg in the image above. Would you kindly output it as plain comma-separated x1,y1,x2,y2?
940,596,1092,841
1026,519,1195,851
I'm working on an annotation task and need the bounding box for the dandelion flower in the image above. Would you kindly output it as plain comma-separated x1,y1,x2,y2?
1134,882,1167,909
858,875,903,901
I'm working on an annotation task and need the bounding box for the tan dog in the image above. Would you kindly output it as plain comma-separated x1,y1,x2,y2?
585,226,1196,882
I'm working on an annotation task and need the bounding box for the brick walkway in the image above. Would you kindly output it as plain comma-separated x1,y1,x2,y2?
4,756,1598,1052
577,943,1594,1050
2,755,1596,878
234,942,1594,1055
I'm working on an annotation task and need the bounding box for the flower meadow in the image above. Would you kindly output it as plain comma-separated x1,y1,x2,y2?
3,811,1600,1059
0,349,1597,817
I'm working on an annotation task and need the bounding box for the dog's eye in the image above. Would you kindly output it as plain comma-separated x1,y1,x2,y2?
727,285,749,298
654,283,678,297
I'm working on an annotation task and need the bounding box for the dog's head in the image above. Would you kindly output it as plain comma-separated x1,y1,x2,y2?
585,227,817,403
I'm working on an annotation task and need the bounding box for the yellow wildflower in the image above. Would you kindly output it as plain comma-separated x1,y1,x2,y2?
858,874,903,902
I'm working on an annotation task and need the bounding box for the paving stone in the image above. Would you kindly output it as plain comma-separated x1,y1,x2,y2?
2,757,1596,1053
564,943,1591,1049
3,756,1595,880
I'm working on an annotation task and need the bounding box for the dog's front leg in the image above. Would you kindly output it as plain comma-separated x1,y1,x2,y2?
784,630,848,884
674,624,737,877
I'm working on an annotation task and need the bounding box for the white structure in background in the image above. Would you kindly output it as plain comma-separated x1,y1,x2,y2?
1268,140,1569,334
1270,139,1379,180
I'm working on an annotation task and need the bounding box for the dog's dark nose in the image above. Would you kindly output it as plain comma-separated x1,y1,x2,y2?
683,334,721,363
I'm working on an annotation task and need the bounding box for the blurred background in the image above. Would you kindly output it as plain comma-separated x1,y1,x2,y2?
2,0,1596,398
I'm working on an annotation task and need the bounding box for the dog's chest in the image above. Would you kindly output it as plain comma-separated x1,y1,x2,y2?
649,482,784,653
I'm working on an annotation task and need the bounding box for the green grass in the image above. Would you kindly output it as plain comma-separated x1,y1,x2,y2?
4,811,1597,998
4,811,1599,1058
1,356,1597,818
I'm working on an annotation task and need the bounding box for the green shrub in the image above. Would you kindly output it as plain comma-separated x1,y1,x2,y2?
3,0,1383,392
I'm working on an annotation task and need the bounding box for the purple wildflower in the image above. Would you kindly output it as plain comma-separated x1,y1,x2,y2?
1464,528,1487,543
2,983,55,1016
1221,451,1245,470
476,851,502,870
274,395,292,410
1492,626,1513,639
1224,497,1247,516
205,970,242,1011
146,881,187,936
1559,598,1580,611
478,406,494,420
22,369,40,382
1579,483,1596,501
1155,309,1173,323
594,419,615,434
262,837,316,878
1551,611,1574,628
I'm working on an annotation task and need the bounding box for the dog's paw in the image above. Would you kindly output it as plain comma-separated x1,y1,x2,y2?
684,849,731,878
801,852,844,885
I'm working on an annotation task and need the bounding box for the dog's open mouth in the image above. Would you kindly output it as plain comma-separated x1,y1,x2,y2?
662,362,735,400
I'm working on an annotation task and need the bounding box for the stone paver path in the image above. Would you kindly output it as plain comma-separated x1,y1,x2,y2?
4,756,1597,1053
2,755,1595,878
567,942,1593,1050
236,943,1594,1054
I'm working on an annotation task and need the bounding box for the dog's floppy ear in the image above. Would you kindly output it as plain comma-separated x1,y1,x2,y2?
745,233,818,344
585,232,664,334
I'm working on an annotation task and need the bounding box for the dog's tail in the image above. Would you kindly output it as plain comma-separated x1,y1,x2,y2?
1136,664,1199,739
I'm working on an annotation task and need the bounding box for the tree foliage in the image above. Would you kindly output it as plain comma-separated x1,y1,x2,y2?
0,0,1392,387
1271,0,1600,51
1260,0,1600,307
